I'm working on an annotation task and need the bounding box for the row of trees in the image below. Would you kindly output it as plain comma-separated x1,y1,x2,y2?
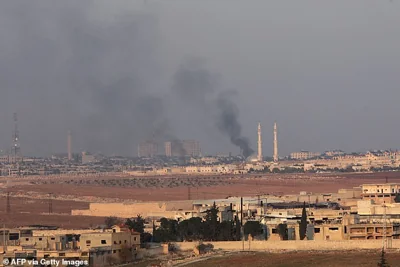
105,203,264,243
152,203,263,242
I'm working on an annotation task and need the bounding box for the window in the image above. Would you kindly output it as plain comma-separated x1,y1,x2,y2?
81,252,88,256
124,240,127,244
101,240,107,244
314,228,321,233
329,227,339,231
51,237,55,240
114,241,117,245
86,240,91,246
38,238,42,241
9,233,19,241
113,250,116,254
134,237,137,241
119,241,121,244
59,253,65,257
25,238,29,241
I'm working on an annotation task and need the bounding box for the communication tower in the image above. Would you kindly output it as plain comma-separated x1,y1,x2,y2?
12,113,21,158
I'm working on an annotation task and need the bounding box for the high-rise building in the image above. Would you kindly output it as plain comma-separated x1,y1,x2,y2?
164,140,201,157
257,122,263,162
273,121,278,162
138,141,158,158
67,130,72,161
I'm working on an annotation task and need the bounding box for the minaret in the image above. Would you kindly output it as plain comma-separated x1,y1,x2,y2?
273,121,278,162
257,122,263,162
67,130,72,161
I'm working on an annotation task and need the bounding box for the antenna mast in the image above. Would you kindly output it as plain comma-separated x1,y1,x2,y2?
12,113,21,158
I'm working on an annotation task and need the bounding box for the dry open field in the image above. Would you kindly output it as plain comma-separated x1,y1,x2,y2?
0,171,399,228
185,250,400,267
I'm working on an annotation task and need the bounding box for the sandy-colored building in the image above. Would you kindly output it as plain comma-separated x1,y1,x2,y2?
290,151,321,160
361,183,400,204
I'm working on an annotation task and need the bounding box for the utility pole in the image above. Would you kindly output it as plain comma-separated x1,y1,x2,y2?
48,193,53,214
2,223,6,253
383,203,389,250
6,192,10,214
241,197,244,251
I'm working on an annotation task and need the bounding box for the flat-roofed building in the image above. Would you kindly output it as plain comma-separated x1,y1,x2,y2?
361,183,400,204
165,140,200,157
290,151,321,160
137,141,158,158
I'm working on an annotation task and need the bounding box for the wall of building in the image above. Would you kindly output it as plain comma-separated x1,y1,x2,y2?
72,201,194,218
172,240,400,251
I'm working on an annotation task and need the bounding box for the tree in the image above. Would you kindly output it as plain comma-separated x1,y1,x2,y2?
153,218,178,242
299,201,308,240
218,221,235,241
125,215,147,244
125,215,145,234
394,193,400,203
271,168,280,173
177,217,203,241
244,221,262,239
377,248,390,267
234,216,241,241
104,216,122,228
204,202,219,241
277,224,288,240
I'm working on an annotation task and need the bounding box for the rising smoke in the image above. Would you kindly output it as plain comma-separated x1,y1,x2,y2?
0,1,253,156
171,59,254,157
215,91,254,158
0,1,172,155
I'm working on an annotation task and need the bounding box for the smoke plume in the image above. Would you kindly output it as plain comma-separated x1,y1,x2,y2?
216,92,254,158
171,59,254,157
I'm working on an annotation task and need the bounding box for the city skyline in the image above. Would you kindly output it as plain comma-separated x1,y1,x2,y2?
0,1,399,156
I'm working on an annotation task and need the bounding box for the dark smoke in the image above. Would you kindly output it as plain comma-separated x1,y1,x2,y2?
171,59,253,156
0,1,173,155
216,91,254,158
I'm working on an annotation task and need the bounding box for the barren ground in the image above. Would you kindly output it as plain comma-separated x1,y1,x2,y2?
0,171,399,228
185,250,400,267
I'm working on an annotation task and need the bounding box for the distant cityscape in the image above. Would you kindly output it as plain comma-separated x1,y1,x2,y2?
0,117,399,178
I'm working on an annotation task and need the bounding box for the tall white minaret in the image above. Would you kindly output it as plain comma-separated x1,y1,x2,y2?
257,122,263,162
273,121,278,162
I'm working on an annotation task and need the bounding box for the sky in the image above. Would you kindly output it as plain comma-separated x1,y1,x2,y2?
0,0,399,157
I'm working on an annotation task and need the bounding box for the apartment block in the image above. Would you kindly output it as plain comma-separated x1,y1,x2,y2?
290,151,321,160
165,140,200,157
137,141,158,158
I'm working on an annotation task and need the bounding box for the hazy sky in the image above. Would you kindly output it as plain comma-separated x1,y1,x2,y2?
0,0,399,157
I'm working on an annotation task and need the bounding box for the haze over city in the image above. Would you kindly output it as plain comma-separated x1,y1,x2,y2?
0,0,399,157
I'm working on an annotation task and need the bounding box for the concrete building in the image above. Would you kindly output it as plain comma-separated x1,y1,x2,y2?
0,226,140,267
80,225,140,265
361,183,400,204
290,151,321,160
165,140,201,157
137,141,158,158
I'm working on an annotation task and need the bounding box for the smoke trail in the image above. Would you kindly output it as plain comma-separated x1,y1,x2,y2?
215,91,254,158
171,59,253,156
